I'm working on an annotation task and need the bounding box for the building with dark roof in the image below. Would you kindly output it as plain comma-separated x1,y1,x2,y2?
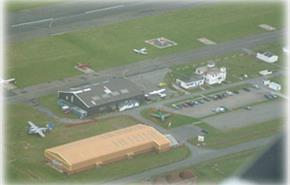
57,78,144,117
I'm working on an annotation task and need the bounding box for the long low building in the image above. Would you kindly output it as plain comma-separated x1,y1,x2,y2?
57,77,145,117
44,124,173,174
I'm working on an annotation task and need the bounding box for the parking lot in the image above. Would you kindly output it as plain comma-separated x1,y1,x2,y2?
170,86,274,118
203,100,285,130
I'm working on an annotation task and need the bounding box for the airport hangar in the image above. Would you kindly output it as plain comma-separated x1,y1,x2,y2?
57,78,145,117
44,124,178,174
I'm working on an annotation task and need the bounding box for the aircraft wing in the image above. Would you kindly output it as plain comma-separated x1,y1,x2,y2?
36,130,46,138
28,121,37,129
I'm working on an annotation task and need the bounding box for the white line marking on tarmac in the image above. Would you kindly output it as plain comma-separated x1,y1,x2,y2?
12,18,53,27
11,5,125,28
85,5,125,14
51,32,65,36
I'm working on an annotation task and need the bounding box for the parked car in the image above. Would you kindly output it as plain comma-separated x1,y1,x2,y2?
232,90,239,94
203,97,211,102
244,106,252,110
201,129,208,135
216,94,223,99
243,87,251,92
197,99,204,104
264,94,273,100
181,103,189,108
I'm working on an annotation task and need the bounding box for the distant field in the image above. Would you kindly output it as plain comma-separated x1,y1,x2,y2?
7,2,283,87
190,149,260,183
192,118,283,149
6,104,190,183
154,149,260,184
6,1,63,12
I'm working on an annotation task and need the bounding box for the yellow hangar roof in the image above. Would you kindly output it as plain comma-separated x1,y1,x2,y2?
45,124,170,166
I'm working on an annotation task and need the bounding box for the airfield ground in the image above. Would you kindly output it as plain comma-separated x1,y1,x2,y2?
167,41,284,89
141,108,201,129
7,3,282,87
6,1,63,12
5,1,285,184
6,103,190,183
152,148,260,184
191,118,283,149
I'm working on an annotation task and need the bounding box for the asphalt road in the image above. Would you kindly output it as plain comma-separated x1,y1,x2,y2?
7,0,204,42
4,31,283,104
102,136,278,185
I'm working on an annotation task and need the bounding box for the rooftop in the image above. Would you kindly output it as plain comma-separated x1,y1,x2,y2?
58,78,143,108
45,124,171,166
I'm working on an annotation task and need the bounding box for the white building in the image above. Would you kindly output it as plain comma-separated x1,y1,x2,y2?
263,80,281,91
176,74,204,89
195,63,227,85
256,52,278,63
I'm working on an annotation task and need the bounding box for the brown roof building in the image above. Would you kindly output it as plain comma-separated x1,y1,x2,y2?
44,124,171,174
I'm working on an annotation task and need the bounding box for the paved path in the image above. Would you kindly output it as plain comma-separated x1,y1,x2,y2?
102,136,278,185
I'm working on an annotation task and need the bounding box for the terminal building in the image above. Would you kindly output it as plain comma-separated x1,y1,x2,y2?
176,62,227,89
44,124,177,174
57,78,144,117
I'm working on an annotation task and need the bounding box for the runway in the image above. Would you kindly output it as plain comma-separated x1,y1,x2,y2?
7,0,204,42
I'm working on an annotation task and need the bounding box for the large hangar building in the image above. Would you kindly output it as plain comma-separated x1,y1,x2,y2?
57,78,145,117
44,124,174,174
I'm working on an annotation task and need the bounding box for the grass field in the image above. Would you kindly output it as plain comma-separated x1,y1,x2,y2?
190,149,260,183
6,0,63,12
192,118,283,149
153,149,260,184
141,108,201,129
167,41,284,87
7,2,283,87
38,94,78,119
6,103,190,183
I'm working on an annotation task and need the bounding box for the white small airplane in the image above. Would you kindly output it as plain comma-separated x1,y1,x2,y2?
146,89,167,98
133,48,147,55
27,121,54,138
0,78,16,85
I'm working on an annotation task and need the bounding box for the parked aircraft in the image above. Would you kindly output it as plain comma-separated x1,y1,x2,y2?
0,78,15,85
76,63,90,69
27,121,54,138
146,89,167,98
118,100,140,112
133,48,147,55
150,111,171,121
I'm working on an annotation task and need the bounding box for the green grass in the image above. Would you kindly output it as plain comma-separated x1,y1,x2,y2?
38,94,78,119
154,149,260,184
196,42,283,83
6,0,63,12
190,149,260,183
6,103,190,183
165,41,284,95
192,118,283,149
141,108,201,129
7,2,283,87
